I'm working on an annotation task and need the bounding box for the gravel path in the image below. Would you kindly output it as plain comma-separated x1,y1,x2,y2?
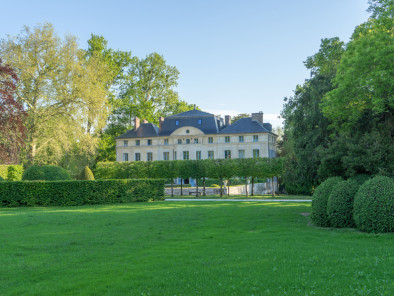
165,199,311,202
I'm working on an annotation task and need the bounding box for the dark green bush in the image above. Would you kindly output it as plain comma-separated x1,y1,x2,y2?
80,166,95,180
326,180,359,228
353,176,394,233
23,165,71,181
0,179,165,207
311,176,343,227
0,176,4,181
349,174,372,186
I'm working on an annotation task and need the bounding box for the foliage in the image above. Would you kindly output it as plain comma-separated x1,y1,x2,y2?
0,59,26,164
0,179,164,207
348,174,372,186
79,166,95,180
22,165,71,181
311,176,343,227
231,113,250,124
0,23,111,165
0,176,4,181
6,165,24,181
326,180,359,228
353,176,394,233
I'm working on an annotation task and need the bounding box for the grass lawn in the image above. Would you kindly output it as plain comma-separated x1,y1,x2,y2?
165,194,312,200
0,202,392,295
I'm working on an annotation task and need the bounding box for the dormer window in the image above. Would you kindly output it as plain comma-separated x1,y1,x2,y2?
198,119,202,125
123,140,128,147
147,139,152,146
176,120,179,126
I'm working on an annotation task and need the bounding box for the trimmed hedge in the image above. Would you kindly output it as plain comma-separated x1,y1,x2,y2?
80,166,95,180
326,180,359,228
353,176,393,233
23,165,71,181
0,165,24,181
311,177,343,227
0,179,165,207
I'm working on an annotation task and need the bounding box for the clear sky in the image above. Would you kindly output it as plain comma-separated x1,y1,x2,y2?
0,0,370,127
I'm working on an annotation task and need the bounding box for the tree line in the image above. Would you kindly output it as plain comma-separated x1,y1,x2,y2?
95,157,284,197
280,0,393,194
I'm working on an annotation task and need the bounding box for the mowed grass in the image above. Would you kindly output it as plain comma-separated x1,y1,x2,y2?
165,194,311,200
0,202,392,295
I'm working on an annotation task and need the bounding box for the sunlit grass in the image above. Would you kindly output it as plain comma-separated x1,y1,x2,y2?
0,202,392,295
166,194,311,199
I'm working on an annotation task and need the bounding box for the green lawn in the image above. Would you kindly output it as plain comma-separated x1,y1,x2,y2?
0,202,392,295
166,194,311,200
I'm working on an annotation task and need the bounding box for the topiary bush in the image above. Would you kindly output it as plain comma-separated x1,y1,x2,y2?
353,176,394,233
80,166,95,180
23,165,71,181
326,180,359,228
311,176,343,227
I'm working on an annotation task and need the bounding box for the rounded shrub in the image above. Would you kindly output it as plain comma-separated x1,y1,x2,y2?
349,174,371,186
311,176,343,227
80,166,95,180
22,165,46,181
327,180,359,228
353,176,394,233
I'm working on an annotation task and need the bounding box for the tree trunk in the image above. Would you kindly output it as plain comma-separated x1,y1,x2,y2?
180,179,183,196
227,180,230,196
196,179,199,198
220,178,223,197
251,177,255,196
271,177,275,197
171,180,174,197
245,178,248,197
203,177,206,196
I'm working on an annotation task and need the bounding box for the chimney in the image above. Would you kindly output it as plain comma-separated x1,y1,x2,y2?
134,117,140,130
225,115,231,126
251,111,263,124
159,117,164,131
143,119,148,124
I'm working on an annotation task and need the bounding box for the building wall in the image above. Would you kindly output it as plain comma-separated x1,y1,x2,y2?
116,126,276,162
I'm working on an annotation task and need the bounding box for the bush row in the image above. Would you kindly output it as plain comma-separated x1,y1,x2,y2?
0,179,165,207
0,165,24,181
312,175,393,233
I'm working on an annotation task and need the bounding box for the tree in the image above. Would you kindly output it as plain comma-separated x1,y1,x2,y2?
0,23,111,167
235,158,253,197
189,160,206,197
0,59,26,164
207,159,228,197
222,159,236,196
155,161,179,197
178,160,191,196
232,113,250,124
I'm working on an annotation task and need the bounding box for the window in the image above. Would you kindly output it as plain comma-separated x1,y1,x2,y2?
198,119,202,125
147,152,153,161
183,151,189,160
253,135,258,142
194,138,198,144
135,153,140,161
186,139,190,144
178,139,182,144
136,140,140,146
238,150,245,159
196,151,201,160
253,149,260,158
174,151,177,160
208,137,213,144
123,140,128,147
239,136,244,143
208,151,214,159
123,153,129,161
225,150,231,159
147,139,152,146
163,152,169,160
175,120,179,126
225,136,230,143
164,139,169,145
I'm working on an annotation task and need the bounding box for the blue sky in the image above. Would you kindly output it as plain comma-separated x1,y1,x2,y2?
0,0,369,127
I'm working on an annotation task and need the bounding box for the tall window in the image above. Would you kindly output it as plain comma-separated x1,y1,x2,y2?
183,151,189,160
123,153,129,161
225,150,231,159
194,138,198,144
253,149,260,158
123,140,128,147
239,136,244,143
174,151,177,160
208,137,213,143
163,152,169,160
196,151,201,160
175,120,179,125
208,151,214,159
164,139,169,145
225,136,230,143
135,153,140,161
147,152,153,161
198,119,202,125
136,140,140,146
186,139,190,144
253,135,258,142
238,150,245,159
178,139,182,144
147,139,152,146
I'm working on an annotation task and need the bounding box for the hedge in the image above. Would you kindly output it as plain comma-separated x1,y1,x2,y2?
311,176,343,227
80,166,95,180
0,179,165,207
353,176,393,233
0,165,24,181
23,165,71,181
326,180,359,228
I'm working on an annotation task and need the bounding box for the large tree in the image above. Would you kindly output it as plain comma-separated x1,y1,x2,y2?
0,59,26,164
0,23,111,167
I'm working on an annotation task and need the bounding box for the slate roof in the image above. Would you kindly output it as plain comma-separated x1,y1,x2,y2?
166,109,214,118
219,118,272,134
159,113,220,136
116,123,159,139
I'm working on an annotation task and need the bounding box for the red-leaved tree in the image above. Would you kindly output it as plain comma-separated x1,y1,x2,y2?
0,58,26,164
